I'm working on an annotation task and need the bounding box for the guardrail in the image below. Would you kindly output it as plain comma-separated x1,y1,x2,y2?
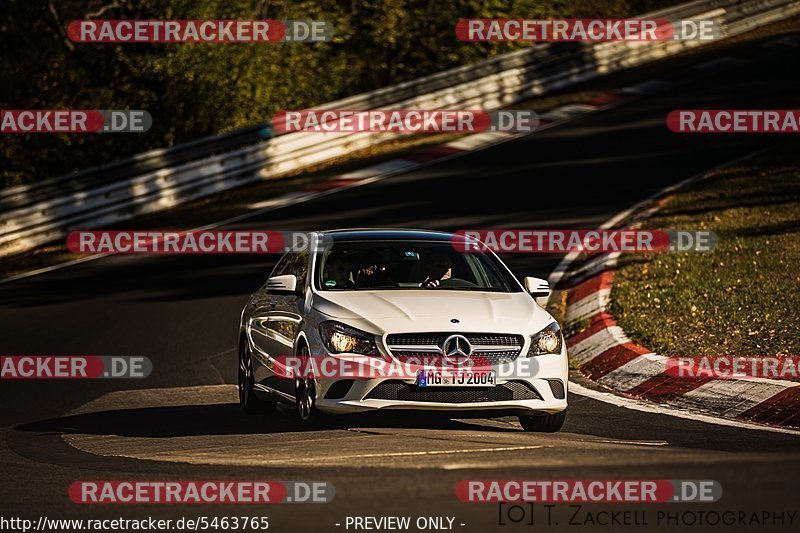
2,0,798,256
0,124,270,211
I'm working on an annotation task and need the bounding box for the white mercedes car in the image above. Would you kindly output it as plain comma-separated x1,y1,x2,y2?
238,229,568,431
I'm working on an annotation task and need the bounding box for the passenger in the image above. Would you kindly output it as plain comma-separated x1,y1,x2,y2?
322,250,355,289
353,252,393,288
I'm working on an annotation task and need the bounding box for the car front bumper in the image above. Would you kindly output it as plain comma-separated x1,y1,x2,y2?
313,351,568,416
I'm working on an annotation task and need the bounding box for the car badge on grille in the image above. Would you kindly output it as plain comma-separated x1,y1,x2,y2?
441,334,472,365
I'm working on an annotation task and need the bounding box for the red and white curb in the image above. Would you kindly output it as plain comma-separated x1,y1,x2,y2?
565,250,800,430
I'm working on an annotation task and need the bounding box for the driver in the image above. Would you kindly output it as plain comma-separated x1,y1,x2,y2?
420,252,454,288
419,252,478,289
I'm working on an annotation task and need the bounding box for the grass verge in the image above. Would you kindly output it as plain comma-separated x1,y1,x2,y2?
611,143,800,358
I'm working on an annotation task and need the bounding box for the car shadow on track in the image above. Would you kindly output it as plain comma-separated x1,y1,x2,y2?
14,403,521,438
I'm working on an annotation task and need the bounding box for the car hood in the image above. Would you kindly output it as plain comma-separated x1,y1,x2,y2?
311,290,552,334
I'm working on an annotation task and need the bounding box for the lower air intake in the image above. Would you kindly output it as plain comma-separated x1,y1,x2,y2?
364,381,542,403
546,379,566,399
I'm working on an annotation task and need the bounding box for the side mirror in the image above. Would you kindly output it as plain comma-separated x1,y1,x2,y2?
524,276,551,298
265,274,298,294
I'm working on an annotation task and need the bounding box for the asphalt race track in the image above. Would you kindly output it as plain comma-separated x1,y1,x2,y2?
1,34,799,532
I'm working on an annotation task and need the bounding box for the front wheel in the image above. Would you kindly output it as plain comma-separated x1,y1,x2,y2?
294,344,325,425
518,410,566,432
238,343,276,414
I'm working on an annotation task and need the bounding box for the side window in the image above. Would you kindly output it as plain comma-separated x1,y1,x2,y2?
269,252,309,289
270,254,290,279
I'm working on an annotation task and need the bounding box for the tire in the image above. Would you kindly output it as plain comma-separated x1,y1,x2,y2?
518,410,566,432
294,344,326,426
238,341,276,414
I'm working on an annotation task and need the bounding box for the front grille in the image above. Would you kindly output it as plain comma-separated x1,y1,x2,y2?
364,380,542,403
547,379,566,399
386,332,524,365
386,333,523,347
388,352,520,367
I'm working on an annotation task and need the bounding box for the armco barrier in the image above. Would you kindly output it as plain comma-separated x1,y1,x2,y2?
2,0,799,256
0,124,270,212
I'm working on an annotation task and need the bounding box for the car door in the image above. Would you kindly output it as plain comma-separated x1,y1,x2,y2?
248,252,309,385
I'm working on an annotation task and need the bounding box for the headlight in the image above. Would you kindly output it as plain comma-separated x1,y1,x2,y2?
319,321,379,356
527,322,563,356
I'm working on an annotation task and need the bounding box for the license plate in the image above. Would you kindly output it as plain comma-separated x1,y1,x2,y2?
417,370,496,387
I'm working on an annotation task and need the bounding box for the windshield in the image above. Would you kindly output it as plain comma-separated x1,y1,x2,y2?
315,240,521,292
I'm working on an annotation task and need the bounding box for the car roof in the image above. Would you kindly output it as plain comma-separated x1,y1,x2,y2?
319,229,456,243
